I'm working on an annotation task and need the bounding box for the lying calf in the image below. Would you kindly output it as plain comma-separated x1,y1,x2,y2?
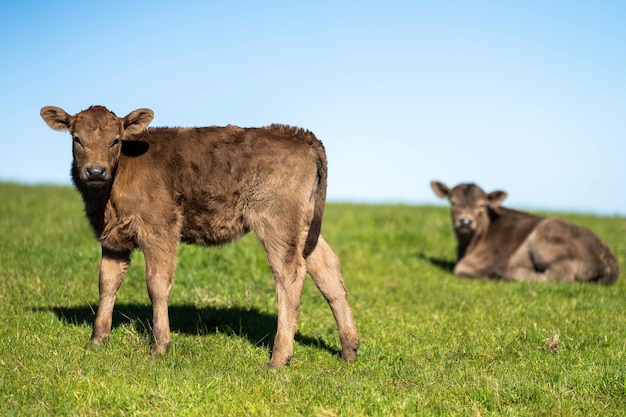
431,181,619,284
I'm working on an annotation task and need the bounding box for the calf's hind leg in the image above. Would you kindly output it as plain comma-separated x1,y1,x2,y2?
263,236,308,369
90,248,130,347
306,236,359,362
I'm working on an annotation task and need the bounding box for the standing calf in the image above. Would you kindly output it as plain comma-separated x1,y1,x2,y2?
431,181,619,284
40,105,359,368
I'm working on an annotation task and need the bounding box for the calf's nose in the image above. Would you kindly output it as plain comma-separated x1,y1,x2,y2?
86,165,107,181
459,217,473,227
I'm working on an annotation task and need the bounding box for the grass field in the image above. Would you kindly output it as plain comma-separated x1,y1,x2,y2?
1,182,625,416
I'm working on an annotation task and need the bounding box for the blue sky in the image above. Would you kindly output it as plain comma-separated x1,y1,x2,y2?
1,1,624,215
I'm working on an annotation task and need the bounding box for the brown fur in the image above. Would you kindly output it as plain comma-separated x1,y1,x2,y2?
431,181,619,284
40,105,359,368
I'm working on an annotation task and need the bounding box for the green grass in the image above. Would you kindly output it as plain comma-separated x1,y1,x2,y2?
1,182,625,416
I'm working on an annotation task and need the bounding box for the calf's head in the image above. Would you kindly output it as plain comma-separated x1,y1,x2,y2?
431,181,507,237
40,105,154,187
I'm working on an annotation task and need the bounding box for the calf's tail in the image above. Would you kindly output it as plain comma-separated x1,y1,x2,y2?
303,147,328,258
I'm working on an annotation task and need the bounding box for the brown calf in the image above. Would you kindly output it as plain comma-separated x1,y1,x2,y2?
431,181,619,284
40,105,359,368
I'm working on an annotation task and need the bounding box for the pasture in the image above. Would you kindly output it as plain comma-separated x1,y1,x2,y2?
1,182,625,416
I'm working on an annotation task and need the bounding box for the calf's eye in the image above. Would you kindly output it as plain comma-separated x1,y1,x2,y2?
72,136,83,147
110,138,121,148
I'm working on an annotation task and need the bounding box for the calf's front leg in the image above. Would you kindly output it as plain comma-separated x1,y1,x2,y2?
89,247,130,346
143,243,177,355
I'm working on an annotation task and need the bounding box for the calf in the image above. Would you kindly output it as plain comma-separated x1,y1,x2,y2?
431,181,619,284
40,105,359,368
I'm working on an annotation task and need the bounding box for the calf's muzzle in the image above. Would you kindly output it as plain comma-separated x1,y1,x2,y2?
456,217,474,234
459,218,473,227
85,165,108,184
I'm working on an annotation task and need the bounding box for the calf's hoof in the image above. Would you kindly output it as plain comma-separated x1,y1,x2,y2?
340,335,360,362
267,355,291,369
85,336,108,350
150,342,170,356
341,347,358,362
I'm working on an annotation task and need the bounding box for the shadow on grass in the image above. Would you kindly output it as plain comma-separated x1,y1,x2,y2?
415,252,456,273
39,303,340,358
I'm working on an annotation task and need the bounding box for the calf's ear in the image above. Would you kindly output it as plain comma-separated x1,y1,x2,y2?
487,190,507,208
40,106,72,131
123,108,154,135
431,181,451,199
